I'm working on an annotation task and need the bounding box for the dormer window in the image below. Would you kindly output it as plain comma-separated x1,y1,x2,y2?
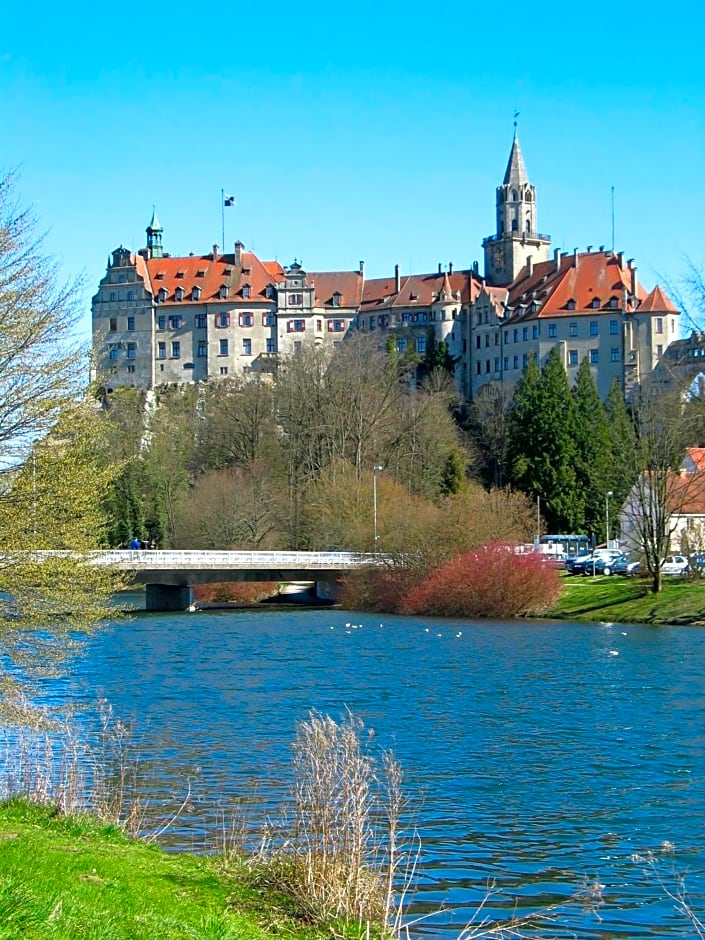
192,286,201,301
155,272,165,280
242,284,251,299
158,288,168,303
265,284,275,299
591,297,601,309
332,292,341,308
176,271,185,279
566,299,576,311
609,296,618,309
175,287,184,302
196,269,206,278
242,267,251,276
219,285,228,300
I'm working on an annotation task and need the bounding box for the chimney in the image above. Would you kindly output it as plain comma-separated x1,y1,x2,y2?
213,244,219,261
472,260,479,274
573,247,579,268
554,248,562,270
438,263,442,275
631,263,638,297
359,260,365,276
599,245,605,252
587,245,593,253
617,251,625,269
449,262,453,274
394,264,400,293
234,240,244,267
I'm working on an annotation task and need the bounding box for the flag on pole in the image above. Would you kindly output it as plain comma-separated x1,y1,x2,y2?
224,194,236,207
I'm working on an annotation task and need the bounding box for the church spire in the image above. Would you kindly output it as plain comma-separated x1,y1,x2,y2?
482,128,551,286
146,207,164,259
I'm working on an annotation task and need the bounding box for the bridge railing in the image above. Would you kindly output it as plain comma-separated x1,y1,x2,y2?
13,550,387,570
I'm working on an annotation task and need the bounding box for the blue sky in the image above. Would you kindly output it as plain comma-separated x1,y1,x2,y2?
3,0,704,339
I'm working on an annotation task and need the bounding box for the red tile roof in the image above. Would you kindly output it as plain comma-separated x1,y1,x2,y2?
504,250,664,321
639,285,679,314
145,249,278,304
667,470,705,515
684,448,705,472
308,271,365,308
361,270,482,310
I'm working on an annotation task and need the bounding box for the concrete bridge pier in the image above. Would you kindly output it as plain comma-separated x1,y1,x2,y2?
315,579,342,602
146,583,195,612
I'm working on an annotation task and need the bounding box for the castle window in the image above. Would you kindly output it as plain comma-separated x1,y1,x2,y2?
109,318,117,332
476,336,481,350
171,341,181,358
512,190,518,201
192,286,201,301
503,356,509,370
196,313,207,329
239,313,254,327
242,338,252,356
569,322,578,337
610,319,619,334
332,292,341,307
265,284,275,299
127,290,134,301
590,348,599,363
242,284,251,299
513,328,518,342
328,320,345,333
266,338,275,353
656,318,663,334
417,335,427,354
127,316,135,331
219,339,229,356
589,321,598,336
513,355,519,369
110,292,116,302
157,315,166,330
109,346,119,361
219,285,229,300
288,293,303,306
611,347,620,362
532,324,539,339
591,297,600,309
126,342,136,359
397,337,407,353
175,287,184,302
569,349,578,365
511,219,518,232
157,342,166,359
215,312,230,328
168,315,182,330
566,299,576,311
262,312,275,326
126,364,135,374
220,367,228,375
609,297,618,309
316,319,323,332
288,319,305,333
158,288,167,303
522,327,528,341
548,323,557,338
198,340,207,357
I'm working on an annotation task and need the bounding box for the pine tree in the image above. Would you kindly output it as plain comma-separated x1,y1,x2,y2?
507,349,582,532
572,358,614,542
604,378,637,512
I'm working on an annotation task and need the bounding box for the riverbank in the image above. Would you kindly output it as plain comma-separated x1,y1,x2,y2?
0,799,375,940
543,574,705,625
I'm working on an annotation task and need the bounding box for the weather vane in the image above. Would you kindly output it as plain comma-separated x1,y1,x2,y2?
513,109,520,132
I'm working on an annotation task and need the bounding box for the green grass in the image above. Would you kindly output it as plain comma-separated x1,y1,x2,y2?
0,800,369,940
543,573,705,625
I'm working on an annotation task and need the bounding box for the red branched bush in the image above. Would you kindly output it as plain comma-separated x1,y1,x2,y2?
339,564,426,613
399,543,563,618
194,581,278,605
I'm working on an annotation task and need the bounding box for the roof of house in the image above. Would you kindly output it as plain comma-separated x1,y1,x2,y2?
503,250,676,322
144,249,278,304
308,271,365,308
684,447,705,472
360,269,481,311
667,470,705,515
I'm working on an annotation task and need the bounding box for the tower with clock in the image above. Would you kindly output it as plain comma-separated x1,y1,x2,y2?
482,127,551,286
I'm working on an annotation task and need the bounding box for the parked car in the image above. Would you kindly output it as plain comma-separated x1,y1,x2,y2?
580,550,624,576
565,552,594,575
611,553,642,577
661,555,690,577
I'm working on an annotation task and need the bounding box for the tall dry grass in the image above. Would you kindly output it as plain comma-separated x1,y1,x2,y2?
258,710,416,929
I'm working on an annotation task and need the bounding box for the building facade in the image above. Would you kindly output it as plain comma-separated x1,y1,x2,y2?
92,137,680,400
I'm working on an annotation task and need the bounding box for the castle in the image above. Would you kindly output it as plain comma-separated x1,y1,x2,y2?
92,134,679,401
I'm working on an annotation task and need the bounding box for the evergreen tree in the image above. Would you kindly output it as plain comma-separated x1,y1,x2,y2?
507,349,582,532
604,378,638,512
572,358,613,541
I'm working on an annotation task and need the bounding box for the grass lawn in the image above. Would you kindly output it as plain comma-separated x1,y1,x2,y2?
0,800,365,940
543,574,705,625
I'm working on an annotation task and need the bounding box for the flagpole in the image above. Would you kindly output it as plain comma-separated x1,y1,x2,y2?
221,188,225,254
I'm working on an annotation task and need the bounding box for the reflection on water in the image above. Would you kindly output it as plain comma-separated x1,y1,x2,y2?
32,608,705,937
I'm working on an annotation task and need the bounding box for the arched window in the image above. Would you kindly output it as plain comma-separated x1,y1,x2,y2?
512,189,518,201
525,217,531,232
525,190,532,202
511,219,518,232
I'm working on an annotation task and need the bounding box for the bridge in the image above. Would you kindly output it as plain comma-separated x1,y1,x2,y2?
648,331,705,394
88,549,382,610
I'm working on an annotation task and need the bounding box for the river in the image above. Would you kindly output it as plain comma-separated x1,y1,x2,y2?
24,604,705,937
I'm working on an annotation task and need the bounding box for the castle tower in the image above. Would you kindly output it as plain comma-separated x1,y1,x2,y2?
482,131,551,286
146,207,164,259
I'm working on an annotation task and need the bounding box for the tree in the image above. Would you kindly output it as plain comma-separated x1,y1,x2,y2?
619,387,704,592
572,359,613,541
507,350,581,532
604,379,638,515
0,175,122,686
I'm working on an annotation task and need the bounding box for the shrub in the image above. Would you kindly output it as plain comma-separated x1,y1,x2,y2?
400,543,563,618
193,581,278,604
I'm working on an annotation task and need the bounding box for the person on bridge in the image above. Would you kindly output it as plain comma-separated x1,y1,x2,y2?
129,537,141,550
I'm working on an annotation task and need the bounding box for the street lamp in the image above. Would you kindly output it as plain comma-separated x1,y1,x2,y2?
373,465,383,547
606,490,613,549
